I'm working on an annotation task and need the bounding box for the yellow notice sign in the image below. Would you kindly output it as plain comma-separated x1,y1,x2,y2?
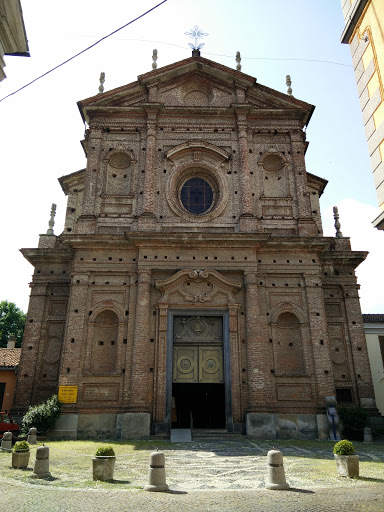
58,386,78,404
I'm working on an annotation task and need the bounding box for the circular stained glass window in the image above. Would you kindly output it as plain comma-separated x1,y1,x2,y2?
180,177,214,214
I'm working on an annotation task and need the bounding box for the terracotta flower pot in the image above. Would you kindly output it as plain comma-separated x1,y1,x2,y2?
12,451,30,469
334,454,359,478
92,456,116,481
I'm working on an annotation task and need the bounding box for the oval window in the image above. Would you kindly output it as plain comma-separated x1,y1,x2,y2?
180,177,214,214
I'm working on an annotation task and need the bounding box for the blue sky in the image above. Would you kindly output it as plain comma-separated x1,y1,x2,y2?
0,0,382,313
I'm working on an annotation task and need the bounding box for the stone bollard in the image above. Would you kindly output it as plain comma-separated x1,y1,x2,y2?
27,427,37,445
31,445,51,479
144,449,169,492
1,431,13,452
364,427,373,443
265,449,290,490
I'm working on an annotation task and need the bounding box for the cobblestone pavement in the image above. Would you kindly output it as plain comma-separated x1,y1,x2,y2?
1,480,384,512
1,439,384,511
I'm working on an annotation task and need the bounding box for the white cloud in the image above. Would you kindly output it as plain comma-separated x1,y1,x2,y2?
322,199,384,314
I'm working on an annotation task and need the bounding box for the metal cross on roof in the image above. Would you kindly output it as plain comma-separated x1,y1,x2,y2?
185,25,208,50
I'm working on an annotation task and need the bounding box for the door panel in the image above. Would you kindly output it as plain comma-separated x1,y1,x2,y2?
199,346,223,383
173,346,198,383
173,345,223,383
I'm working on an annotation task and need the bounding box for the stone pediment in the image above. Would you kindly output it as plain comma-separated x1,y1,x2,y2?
155,269,242,306
78,56,314,123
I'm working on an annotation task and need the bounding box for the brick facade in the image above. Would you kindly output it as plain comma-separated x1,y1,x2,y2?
14,55,375,438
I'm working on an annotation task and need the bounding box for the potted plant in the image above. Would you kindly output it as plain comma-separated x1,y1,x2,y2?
333,439,359,478
92,446,116,481
12,441,30,469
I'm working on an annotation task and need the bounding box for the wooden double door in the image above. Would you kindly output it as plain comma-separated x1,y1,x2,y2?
172,316,225,429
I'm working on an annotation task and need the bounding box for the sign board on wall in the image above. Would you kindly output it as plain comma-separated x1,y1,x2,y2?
58,386,78,404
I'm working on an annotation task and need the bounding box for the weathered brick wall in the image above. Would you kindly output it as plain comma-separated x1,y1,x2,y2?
15,57,374,429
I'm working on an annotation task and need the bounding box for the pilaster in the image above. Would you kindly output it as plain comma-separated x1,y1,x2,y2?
129,268,152,411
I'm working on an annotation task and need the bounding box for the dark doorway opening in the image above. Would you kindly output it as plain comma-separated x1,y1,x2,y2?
172,383,225,429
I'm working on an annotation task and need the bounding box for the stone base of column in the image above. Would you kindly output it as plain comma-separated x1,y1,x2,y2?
118,413,151,439
238,214,258,232
246,413,321,439
138,213,157,231
77,215,97,234
297,218,318,236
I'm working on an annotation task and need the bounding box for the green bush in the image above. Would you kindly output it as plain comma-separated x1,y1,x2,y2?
333,439,355,455
14,440,29,452
338,406,367,441
21,394,62,435
95,446,115,457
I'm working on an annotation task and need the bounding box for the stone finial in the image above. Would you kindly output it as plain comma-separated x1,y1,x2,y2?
236,51,242,71
286,75,292,96
46,203,57,236
152,49,158,70
98,72,105,94
333,206,343,238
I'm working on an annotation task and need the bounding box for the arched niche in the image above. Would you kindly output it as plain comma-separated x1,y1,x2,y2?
259,151,288,198
90,310,119,374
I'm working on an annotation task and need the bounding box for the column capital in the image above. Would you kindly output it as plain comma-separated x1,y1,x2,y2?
244,271,258,285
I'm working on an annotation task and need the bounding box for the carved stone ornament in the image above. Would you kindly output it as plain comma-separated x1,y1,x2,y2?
155,269,242,306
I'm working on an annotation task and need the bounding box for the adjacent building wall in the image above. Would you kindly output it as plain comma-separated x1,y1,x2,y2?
340,0,384,229
363,314,384,415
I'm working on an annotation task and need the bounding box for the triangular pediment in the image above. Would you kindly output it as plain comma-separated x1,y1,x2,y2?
78,56,314,125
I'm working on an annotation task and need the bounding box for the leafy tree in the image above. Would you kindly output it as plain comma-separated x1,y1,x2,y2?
21,395,62,435
0,300,26,348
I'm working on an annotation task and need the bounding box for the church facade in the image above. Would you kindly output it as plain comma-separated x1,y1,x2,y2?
14,55,375,439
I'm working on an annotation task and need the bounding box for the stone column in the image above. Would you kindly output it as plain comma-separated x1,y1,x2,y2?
78,128,103,234
342,284,375,405
244,271,266,408
228,303,242,424
304,274,335,400
153,304,168,429
289,130,317,236
139,110,158,230
236,113,258,232
122,272,137,402
237,115,252,216
60,272,90,385
129,268,152,410
13,283,49,409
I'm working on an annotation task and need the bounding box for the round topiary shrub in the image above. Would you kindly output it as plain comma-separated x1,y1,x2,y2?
333,440,355,455
14,440,30,452
95,446,115,458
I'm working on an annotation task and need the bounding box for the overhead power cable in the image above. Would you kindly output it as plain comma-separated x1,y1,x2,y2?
0,0,168,104
72,35,352,68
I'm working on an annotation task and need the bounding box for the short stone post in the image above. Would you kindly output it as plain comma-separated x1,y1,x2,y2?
363,427,373,443
144,449,169,492
1,431,13,452
31,445,51,479
265,449,290,490
27,427,37,444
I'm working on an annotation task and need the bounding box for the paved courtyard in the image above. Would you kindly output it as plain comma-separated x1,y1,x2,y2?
1,438,383,511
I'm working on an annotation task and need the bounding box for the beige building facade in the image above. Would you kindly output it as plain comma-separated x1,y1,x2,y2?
14,55,375,439
340,0,384,229
363,314,384,415
0,0,29,81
